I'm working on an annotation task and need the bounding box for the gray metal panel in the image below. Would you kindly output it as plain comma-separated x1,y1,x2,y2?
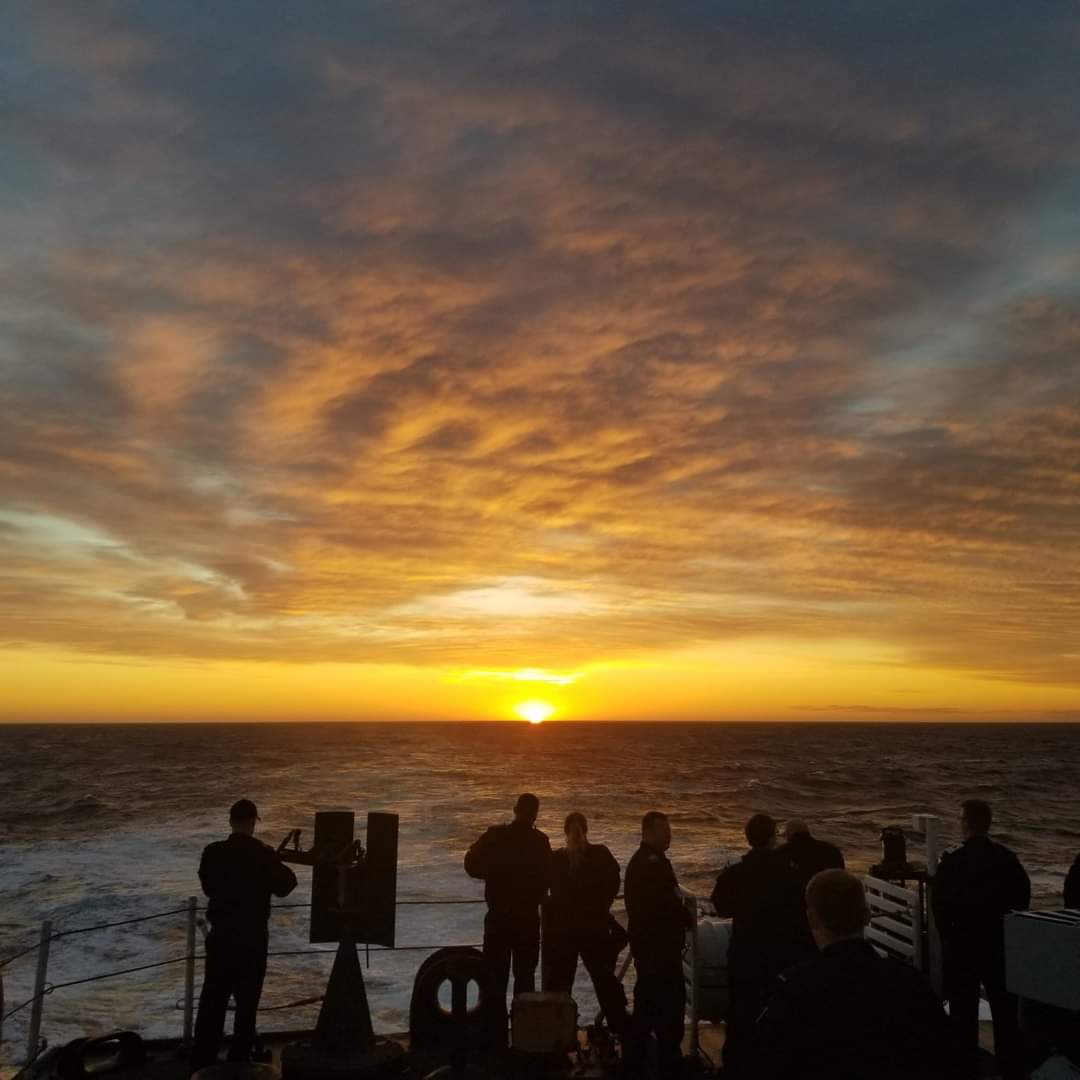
1004,910,1080,1010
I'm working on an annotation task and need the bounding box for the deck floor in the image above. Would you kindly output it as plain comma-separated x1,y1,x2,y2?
13,1020,1009,1080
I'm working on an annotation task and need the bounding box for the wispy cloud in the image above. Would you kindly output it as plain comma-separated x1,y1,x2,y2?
1,3,1079,700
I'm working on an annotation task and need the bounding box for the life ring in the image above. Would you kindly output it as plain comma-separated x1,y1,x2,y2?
409,947,503,1054
56,1032,146,1080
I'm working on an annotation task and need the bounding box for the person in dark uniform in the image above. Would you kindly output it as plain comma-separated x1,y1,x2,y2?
464,792,551,1005
542,812,629,1034
778,818,845,951
623,810,691,1079
711,813,805,1078
756,869,956,1080
932,799,1031,1080
1065,851,1080,908
190,799,297,1070
778,819,845,889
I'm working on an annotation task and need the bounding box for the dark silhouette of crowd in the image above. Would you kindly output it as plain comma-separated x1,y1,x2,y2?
463,793,1046,1079
190,792,1065,1079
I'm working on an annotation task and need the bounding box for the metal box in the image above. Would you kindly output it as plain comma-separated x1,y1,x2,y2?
1005,910,1080,1011
511,992,578,1054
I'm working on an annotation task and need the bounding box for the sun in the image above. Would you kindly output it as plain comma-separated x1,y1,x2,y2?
514,700,555,724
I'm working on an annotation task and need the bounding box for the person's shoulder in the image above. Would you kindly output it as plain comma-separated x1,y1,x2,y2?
937,842,963,864
627,846,658,871
714,857,740,880
201,838,228,857
880,954,941,1006
990,837,1021,860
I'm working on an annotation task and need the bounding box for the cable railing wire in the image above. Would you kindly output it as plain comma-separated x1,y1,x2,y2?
1,897,487,967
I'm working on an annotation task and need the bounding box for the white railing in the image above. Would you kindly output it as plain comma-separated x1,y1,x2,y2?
864,875,924,968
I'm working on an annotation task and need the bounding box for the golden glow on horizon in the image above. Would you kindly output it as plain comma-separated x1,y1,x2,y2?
514,700,556,724
2,643,1078,723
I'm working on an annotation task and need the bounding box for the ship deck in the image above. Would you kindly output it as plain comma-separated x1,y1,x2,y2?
13,1020,1008,1080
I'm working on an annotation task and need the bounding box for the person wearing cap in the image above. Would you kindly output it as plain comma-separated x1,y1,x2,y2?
464,792,552,1005
778,818,845,951
623,810,692,1079
191,799,298,1070
756,869,955,1080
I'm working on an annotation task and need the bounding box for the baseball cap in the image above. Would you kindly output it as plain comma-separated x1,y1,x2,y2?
229,798,260,822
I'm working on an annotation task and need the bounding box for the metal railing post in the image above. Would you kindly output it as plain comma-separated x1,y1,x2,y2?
914,813,945,996
26,919,52,1063
182,897,197,1045
685,894,700,1058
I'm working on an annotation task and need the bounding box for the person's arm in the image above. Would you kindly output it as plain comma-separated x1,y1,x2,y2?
711,866,735,917
270,850,298,898
930,855,954,933
1009,852,1031,911
197,846,216,899
1065,855,1080,908
599,846,621,909
903,971,958,1080
464,828,495,880
755,973,802,1080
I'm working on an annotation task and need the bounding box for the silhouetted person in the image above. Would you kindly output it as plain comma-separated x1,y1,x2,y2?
191,799,297,1070
779,818,845,950
542,812,629,1034
932,799,1030,1080
779,819,845,889
465,792,551,1005
623,810,690,1079
711,813,804,1078
756,869,956,1080
1065,852,1080,908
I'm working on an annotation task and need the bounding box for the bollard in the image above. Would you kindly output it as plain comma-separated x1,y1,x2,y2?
183,897,198,1046
26,919,52,1063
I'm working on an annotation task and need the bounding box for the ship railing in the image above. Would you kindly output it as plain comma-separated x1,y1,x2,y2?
1,823,947,1073
0,895,491,1069
863,876,924,969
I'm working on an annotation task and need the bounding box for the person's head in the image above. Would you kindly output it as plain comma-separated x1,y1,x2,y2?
564,812,588,848
805,869,869,949
641,810,671,852
229,798,259,836
746,813,777,850
784,818,809,842
514,792,540,826
961,799,992,839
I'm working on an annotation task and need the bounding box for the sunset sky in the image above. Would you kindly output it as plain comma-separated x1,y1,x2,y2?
2,3,1079,722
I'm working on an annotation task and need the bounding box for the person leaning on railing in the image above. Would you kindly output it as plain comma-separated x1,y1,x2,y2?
190,799,297,1071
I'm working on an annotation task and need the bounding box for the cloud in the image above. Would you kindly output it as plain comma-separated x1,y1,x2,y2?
0,2,1079,694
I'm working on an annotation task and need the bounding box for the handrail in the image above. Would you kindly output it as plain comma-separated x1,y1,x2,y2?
0,907,194,968
0,898,489,967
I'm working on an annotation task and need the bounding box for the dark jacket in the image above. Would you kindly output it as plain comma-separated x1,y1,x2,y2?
465,819,551,916
624,842,689,966
778,831,845,892
756,937,956,1080
931,834,1030,952
199,833,298,943
544,842,620,935
711,848,805,977
1065,853,1080,909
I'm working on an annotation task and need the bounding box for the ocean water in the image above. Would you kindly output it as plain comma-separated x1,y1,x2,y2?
2,721,1078,1069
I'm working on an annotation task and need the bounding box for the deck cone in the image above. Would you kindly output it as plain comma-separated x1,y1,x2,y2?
315,938,375,1051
